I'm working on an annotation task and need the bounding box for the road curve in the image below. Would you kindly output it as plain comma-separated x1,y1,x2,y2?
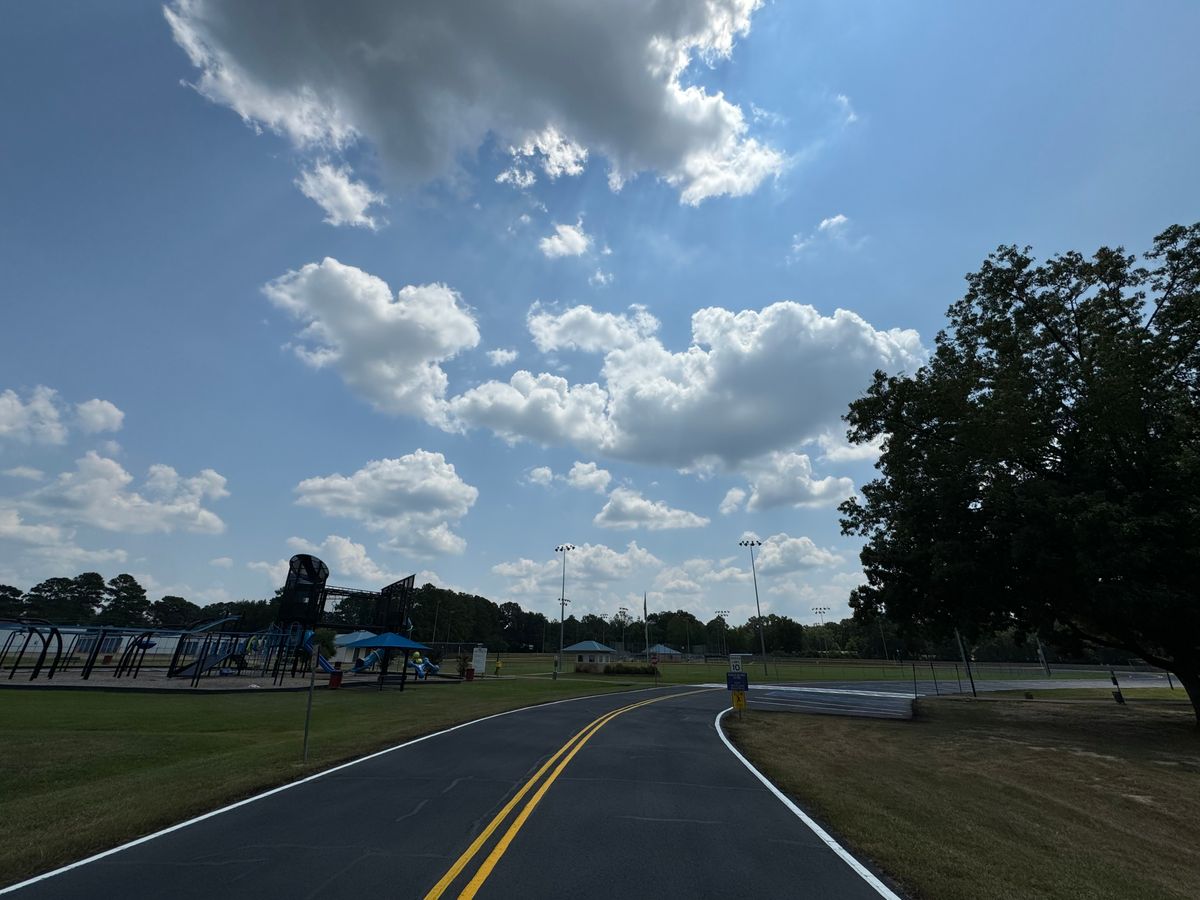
5,687,892,899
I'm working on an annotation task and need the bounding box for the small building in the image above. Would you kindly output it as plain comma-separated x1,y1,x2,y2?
334,630,379,664
563,640,616,664
647,643,683,661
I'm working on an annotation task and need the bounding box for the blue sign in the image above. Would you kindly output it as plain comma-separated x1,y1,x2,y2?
726,671,748,691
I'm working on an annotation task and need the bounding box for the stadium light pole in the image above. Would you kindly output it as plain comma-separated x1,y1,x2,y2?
739,539,769,677
715,609,730,657
618,606,629,654
554,544,575,680
812,606,830,655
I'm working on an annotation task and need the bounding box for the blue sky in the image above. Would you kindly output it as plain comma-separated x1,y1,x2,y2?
2,1,1198,625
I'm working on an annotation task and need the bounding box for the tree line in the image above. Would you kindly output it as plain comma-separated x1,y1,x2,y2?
0,571,1124,665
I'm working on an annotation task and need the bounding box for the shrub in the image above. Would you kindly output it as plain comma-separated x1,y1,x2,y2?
602,662,659,676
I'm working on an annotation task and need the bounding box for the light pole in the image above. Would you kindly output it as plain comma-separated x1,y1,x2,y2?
812,606,830,656
715,609,730,657
739,539,769,677
554,544,575,680
618,606,629,654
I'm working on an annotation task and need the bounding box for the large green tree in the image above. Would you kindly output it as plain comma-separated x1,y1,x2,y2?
150,595,203,627
840,224,1200,719
24,575,101,623
0,584,25,620
98,574,151,626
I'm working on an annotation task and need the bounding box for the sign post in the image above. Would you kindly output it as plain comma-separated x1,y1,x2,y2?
726,670,749,721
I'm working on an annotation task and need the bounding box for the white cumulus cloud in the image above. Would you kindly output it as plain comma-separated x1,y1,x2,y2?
295,161,386,229
791,213,856,256
815,430,884,463
593,487,709,530
23,452,228,534
719,487,746,515
527,466,555,487
754,532,842,573
75,399,125,434
447,371,613,449
487,348,519,367
263,258,479,422
294,451,477,556
528,303,657,353
449,300,924,470
539,220,592,258
0,386,68,445
742,452,855,510
166,0,782,205
492,540,659,599
566,461,612,494
3,467,44,481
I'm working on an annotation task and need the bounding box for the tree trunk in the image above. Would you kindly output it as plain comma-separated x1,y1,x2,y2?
1176,668,1200,726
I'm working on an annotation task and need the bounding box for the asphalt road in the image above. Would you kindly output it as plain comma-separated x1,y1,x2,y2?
6,688,892,899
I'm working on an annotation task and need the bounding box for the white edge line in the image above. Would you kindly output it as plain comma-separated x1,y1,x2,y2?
714,707,903,900
0,686,664,895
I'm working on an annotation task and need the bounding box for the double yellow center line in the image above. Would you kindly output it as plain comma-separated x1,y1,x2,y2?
424,690,707,899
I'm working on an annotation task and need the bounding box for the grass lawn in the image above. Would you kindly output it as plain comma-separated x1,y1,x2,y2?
0,678,636,887
726,697,1200,900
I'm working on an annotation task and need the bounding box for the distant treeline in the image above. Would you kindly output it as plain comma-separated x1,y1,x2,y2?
0,571,1127,663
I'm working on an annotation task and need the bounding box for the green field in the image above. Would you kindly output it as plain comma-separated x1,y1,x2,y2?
727,697,1200,900
0,678,638,887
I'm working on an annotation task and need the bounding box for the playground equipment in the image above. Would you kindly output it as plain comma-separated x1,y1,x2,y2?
0,554,418,689
267,555,415,686
301,631,381,675
408,651,440,680
1,618,63,681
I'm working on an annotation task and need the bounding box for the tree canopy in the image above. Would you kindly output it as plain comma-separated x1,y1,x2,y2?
840,223,1200,718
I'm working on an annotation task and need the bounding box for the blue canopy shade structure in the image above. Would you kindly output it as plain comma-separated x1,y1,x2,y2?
334,629,380,647
343,632,430,652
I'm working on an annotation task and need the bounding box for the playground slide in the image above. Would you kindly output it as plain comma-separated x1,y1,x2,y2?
409,659,440,678
350,651,381,673
305,637,380,675
173,651,241,679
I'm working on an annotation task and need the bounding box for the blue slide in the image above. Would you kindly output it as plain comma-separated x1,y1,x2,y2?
408,657,440,679
302,632,380,674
